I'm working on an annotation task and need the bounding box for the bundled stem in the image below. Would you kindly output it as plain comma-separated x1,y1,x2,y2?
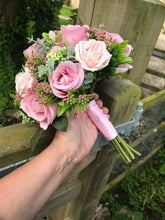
110,135,141,163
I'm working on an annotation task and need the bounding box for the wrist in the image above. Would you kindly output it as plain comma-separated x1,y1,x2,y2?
49,134,77,172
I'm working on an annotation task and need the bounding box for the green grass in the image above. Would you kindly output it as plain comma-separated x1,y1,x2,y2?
100,147,165,219
59,6,74,17
59,6,78,26
59,18,73,26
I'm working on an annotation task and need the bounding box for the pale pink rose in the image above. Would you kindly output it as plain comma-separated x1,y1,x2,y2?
116,64,133,73
49,61,84,98
75,39,112,72
87,99,118,141
109,33,132,57
15,67,36,96
60,25,90,47
23,39,43,59
21,93,58,130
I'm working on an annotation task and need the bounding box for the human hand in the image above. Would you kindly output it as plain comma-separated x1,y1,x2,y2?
51,95,109,164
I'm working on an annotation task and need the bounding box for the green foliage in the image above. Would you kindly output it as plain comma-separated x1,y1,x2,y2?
52,116,68,132
119,148,165,219
0,0,64,119
100,192,121,215
59,6,78,25
100,148,165,219
100,192,143,219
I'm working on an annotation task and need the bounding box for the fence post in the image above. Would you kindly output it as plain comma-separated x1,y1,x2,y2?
48,78,141,220
77,0,165,85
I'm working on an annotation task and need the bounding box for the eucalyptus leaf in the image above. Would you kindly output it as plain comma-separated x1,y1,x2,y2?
47,58,54,74
30,126,43,154
38,65,49,77
52,116,68,132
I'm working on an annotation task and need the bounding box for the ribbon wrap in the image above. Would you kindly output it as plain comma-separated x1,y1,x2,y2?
87,100,118,141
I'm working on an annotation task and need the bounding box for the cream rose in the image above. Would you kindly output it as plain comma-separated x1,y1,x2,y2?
75,39,112,72
15,67,36,96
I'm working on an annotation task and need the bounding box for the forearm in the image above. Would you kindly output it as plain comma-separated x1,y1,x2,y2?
0,139,76,220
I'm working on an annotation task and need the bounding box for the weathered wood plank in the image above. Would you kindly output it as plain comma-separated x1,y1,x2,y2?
0,123,55,168
77,0,165,85
155,29,165,52
96,78,141,125
68,147,118,220
141,82,161,91
142,72,165,90
35,179,82,219
147,56,165,75
146,68,165,78
76,0,95,26
140,89,165,111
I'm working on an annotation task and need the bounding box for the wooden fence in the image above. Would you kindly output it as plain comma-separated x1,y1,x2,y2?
0,0,165,219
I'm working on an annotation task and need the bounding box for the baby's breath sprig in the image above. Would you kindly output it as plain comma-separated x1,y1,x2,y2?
28,81,57,106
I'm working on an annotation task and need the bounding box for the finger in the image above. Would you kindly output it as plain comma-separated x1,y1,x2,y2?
102,107,109,114
96,99,103,108
69,109,77,120
94,93,99,100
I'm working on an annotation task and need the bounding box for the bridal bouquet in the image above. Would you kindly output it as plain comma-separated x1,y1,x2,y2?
14,24,141,163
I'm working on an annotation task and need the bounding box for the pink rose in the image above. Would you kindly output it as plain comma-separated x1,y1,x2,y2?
109,33,132,57
49,61,84,98
75,39,112,72
124,44,133,57
60,25,89,47
23,39,43,59
116,64,133,73
109,33,123,43
21,93,58,130
15,67,36,96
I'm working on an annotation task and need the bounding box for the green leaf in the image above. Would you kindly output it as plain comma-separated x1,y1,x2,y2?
66,108,72,117
24,54,30,60
30,126,43,154
159,163,165,175
119,40,128,53
57,103,71,117
42,32,50,40
47,58,54,75
38,65,48,77
122,57,133,64
52,116,68,132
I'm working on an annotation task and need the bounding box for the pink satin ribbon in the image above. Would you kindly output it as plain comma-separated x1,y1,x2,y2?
87,99,118,141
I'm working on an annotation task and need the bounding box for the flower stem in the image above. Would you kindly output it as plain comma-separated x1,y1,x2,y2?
112,138,131,163
109,140,129,163
116,135,135,160
90,79,97,94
